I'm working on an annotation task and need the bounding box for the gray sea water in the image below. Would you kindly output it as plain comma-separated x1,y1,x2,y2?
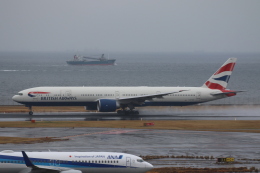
0,52,259,105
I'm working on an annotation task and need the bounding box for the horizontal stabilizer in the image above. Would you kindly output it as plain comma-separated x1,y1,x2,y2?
211,90,245,96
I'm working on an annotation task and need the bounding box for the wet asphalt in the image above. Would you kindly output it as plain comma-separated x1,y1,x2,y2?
1,105,260,121
0,106,260,169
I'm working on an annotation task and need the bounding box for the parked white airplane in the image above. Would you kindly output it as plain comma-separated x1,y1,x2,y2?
0,150,153,173
12,58,243,115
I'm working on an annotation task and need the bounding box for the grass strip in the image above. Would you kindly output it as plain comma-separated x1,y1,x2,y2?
0,120,259,133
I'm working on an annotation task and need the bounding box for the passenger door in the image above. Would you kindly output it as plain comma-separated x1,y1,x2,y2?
115,91,120,99
196,92,201,100
126,157,131,167
61,90,72,97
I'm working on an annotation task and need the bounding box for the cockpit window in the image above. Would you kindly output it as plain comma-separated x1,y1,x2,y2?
137,159,144,163
18,93,23,96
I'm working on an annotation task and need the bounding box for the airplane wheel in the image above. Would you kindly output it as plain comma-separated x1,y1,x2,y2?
29,111,33,115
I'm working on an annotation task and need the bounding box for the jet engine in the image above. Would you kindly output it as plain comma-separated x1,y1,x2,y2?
97,99,118,112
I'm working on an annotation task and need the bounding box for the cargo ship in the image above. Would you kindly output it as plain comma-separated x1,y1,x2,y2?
66,54,116,65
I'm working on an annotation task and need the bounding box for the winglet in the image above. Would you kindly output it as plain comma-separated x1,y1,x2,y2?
22,151,36,168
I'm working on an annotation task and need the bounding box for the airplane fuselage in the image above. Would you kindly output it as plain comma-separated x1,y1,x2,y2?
0,151,153,173
13,86,226,107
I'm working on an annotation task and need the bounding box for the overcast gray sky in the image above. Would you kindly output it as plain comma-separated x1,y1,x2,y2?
0,0,259,53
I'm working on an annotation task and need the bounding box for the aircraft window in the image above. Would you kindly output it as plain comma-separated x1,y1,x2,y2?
18,93,23,96
137,159,144,163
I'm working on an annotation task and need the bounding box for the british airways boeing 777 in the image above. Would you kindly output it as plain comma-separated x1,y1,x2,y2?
12,58,243,115
0,150,153,173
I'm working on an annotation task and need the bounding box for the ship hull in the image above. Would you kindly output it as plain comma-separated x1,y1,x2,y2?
66,59,116,65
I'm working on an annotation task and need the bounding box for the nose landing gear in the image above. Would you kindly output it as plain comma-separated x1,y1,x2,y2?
26,105,33,115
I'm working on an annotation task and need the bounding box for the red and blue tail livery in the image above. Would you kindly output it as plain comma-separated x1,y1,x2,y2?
202,58,237,90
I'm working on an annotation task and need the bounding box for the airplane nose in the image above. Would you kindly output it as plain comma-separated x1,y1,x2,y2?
12,95,21,103
12,95,17,101
145,162,153,168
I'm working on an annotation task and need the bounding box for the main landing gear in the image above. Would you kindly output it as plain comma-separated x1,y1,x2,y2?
117,109,139,115
117,104,139,115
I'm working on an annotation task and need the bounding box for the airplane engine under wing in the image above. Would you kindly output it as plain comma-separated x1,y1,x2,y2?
97,99,118,112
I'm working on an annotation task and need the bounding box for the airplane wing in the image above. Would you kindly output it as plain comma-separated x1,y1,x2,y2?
117,90,188,105
22,151,82,173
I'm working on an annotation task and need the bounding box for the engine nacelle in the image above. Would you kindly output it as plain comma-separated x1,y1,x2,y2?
97,99,118,112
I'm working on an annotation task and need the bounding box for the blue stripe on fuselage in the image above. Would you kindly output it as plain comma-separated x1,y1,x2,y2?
0,155,127,168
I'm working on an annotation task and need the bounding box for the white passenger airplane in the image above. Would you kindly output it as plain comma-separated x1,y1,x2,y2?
0,150,153,173
12,58,243,115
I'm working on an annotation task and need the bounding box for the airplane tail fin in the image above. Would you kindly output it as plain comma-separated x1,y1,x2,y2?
202,58,237,90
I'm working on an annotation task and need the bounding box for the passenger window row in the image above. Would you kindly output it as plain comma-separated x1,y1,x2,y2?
72,160,119,164
81,94,115,97
0,160,119,164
